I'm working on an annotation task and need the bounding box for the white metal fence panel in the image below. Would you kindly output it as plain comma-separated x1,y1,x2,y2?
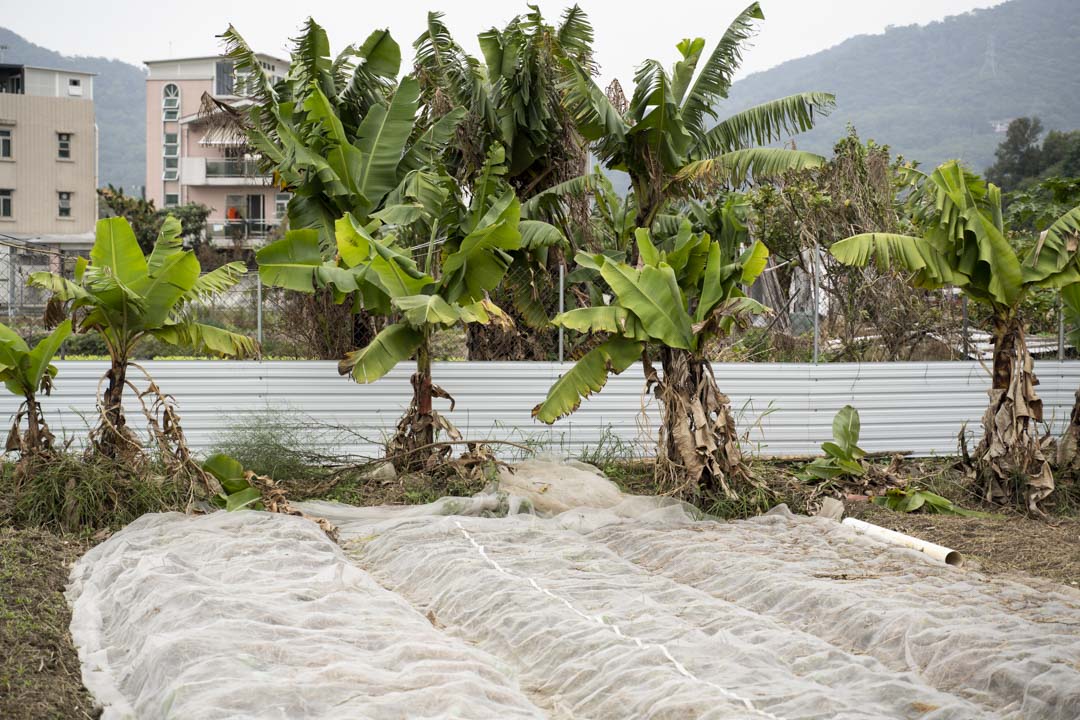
8,360,1080,459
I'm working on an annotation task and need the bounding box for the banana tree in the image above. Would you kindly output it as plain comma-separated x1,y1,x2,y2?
533,2,832,262
0,320,71,455
413,6,594,194
257,146,554,469
830,160,1080,510
29,216,256,457
533,219,769,500
413,8,593,356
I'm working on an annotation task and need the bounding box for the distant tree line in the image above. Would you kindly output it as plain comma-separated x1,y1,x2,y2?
986,116,1080,191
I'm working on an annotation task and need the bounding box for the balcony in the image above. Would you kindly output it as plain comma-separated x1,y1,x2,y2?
180,156,272,186
206,219,282,246
205,158,263,178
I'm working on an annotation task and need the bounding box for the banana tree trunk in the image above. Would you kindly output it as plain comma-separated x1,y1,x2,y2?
23,396,47,453
97,358,129,458
388,332,454,472
974,314,1054,511
648,347,750,500
414,338,434,448
1056,388,1080,474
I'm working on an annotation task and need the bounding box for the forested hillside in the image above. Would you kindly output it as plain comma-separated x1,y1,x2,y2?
723,0,1080,171
0,27,145,191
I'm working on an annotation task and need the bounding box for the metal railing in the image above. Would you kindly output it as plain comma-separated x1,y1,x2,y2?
205,158,265,178
206,219,281,241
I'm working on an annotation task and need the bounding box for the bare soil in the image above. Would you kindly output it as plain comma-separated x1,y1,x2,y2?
0,528,98,720
846,501,1080,587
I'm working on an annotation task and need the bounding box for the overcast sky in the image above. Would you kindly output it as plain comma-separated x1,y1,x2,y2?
8,0,1004,84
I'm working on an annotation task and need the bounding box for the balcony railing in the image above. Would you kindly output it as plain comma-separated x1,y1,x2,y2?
207,219,282,242
205,159,265,178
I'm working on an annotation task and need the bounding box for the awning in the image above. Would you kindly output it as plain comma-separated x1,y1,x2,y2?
198,126,247,146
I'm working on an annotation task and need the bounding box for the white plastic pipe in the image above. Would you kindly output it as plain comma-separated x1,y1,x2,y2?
842,517,963,567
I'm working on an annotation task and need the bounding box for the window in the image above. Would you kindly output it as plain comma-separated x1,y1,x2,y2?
67,78,82,96
0,129,10,158
69,78,80,88
275,193,289,220
58,191,72,218
163,132,178,158
162,84,180,121
165,193,179,207
0,190,10,218
225,194,244,219
57,133,71,159
214,61,234,96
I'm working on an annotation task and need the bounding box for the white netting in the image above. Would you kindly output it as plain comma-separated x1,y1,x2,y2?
68,462,1080,719
67,511,546,720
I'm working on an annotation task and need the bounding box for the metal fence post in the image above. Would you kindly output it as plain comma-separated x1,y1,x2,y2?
961,295,970,359
7,247,14,321
256,272,263,347
811,247,819,364
558,263,565,363
1059,296,1065,361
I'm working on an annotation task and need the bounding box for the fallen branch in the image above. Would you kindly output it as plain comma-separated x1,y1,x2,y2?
754,450,914,463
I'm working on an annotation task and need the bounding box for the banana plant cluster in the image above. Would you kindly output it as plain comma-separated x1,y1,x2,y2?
257,145,562,466
533,218,768,499
29,216,256,457
830,160,1080,509
535,220,767,422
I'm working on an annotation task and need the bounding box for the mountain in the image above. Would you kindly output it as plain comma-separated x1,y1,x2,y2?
0,27,145,192
723,0,1080,173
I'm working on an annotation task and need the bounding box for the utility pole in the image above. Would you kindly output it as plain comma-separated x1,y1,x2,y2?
979,35,998,80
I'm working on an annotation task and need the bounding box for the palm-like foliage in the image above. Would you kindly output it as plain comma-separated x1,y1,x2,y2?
413,8,594,351
29,217,255,456
413,6,594,191
830,160,1080,509
534,218,769,499
557,2,833,239
0,320,71,454
220,21,465,249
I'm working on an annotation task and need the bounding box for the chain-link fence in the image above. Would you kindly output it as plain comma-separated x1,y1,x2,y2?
202,257,1074,362
0,238,1068,363
0,239,79,350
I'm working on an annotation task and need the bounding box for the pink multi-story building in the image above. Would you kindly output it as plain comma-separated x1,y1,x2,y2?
144,53,289,245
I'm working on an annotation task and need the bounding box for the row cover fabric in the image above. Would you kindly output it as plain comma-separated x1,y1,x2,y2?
69,463,1080,719
67,511,547,719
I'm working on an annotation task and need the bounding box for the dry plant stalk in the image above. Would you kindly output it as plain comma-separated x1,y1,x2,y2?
247,470,340,542
87,363,223,504
971,332,1055,512
645,348,763,501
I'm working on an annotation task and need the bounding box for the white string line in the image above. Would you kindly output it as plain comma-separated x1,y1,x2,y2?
453,520,782,720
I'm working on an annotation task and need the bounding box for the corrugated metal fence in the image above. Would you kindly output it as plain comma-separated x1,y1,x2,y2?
8,360,1080,459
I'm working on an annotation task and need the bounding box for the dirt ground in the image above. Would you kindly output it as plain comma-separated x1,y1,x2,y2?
0,528,98,720
846,500,1080,587
3,455,1079,718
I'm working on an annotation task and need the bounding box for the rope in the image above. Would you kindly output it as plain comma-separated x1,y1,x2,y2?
453,520,783,720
